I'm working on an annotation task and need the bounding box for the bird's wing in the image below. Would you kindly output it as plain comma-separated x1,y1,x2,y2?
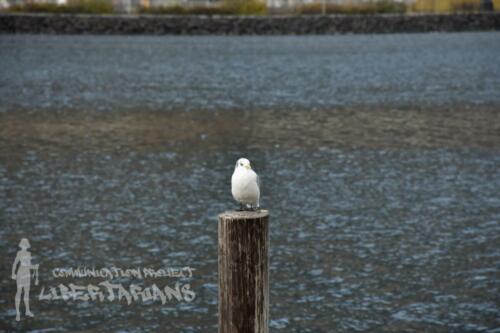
256,173,261,189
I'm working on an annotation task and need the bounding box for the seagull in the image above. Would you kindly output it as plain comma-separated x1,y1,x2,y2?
231,158,260,211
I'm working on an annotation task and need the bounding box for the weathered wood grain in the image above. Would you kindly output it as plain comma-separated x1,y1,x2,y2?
218,210,269,333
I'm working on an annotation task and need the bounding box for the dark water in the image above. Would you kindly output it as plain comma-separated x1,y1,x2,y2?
1,33,500,112
0,33,499,332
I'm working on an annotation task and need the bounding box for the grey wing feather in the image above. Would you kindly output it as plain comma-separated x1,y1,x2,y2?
256,174,260,189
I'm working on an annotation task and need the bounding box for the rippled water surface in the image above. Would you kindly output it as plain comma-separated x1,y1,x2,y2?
0,33,499,332
1,33,500,111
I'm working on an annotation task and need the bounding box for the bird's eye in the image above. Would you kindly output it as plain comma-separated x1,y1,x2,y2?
240,163,243,166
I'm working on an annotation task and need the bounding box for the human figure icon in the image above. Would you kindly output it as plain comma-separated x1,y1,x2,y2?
11,238,38,321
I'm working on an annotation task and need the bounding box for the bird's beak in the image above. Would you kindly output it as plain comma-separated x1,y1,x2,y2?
245,164,251,170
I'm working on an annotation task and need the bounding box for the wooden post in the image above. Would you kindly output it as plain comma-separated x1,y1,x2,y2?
218,210,269,333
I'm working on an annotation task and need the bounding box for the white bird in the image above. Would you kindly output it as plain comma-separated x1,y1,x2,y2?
231,158,260,211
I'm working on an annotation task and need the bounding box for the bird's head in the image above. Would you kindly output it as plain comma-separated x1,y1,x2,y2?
235,158,252,170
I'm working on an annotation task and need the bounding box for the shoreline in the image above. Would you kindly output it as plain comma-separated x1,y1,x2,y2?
1,12,499,35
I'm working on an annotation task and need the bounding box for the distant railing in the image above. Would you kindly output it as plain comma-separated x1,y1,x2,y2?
3,0,500,15
269,0,500,15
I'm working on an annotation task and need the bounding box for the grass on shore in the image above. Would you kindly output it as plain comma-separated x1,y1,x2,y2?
298,1,406,15
7,0,266,16
4,0,497,15
138,5,233,16
138,0,267,16
8,0,113,14
410,0,486,12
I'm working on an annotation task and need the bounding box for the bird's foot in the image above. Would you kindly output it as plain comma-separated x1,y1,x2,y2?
236,203,260,212
236,205,254,211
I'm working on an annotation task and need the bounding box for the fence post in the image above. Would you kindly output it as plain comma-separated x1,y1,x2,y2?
218,210,270,333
